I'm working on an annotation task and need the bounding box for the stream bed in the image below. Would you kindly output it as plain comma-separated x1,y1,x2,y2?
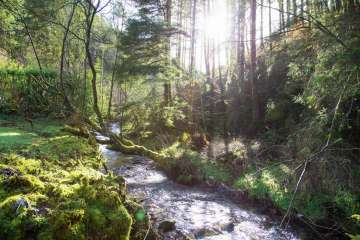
97,125,302,240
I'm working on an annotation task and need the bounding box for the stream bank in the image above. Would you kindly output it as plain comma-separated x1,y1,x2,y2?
99,124,304,240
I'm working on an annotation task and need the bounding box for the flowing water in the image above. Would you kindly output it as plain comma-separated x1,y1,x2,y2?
98,124,302,240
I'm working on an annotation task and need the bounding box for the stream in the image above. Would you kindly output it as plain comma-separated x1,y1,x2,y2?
97,124,302,240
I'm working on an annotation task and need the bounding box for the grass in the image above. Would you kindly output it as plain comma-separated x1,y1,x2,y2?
0,127,37,152
0,117,146,240
0,115,63,152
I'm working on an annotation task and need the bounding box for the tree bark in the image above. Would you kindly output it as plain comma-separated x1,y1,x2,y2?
107,47,119,118
84,0,104,128
250,0,260,133
59,2,77,113
189,0,197,73
279,0,285,30
293,0,297,22
238,0,245,89
260,0,264,46
269,0,272,49
164,0,172,105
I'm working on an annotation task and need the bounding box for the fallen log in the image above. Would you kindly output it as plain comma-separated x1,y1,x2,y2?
96,138,112,144
65,118,166,162
109,133,166,161
63,125,90,138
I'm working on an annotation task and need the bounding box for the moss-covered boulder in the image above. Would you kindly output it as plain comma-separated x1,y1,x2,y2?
0,119,144,240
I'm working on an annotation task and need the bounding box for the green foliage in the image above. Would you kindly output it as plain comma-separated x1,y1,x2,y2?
0,63,59,114
118,10,167,78
235,164,292,211
347,215,360,239
161,143,230,184
234,163,360,220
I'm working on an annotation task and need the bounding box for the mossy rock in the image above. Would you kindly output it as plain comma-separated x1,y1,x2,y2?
0,118,144,240
158,219,176,232
4,175,45,192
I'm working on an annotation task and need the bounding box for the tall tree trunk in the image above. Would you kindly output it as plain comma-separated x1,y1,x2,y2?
250,0,260,133
238,0,245,88
269,0,273,49
83,57,87,113
84,1,104,128
100,49,105,112
164,0,172,105
287,0,290,27
218,56,229,154
260,0,264,46
59,2,77,113
279,0,285,30
23,22,51,91
189,0,197,73
176,0,183,63
293,0,297,22
301,0,304,24
107,48,119,118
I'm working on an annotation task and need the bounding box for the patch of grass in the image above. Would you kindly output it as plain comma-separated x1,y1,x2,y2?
0,127,37,152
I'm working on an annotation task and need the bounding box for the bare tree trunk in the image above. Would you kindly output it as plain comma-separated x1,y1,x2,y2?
189,0,197,73
279,0,285,30
238,0,246,89
269,0,272,49
107,48,119,118
293,0,297,22
100,49,105,113
260,0,264,46
287,0,291,26
301,0,304,23
250,0,260,133
82,57,87,113
23,22,51,91
59,2,77,113
84,0,104,128
176,0,183,63
218,55,229,154
164,0,172,105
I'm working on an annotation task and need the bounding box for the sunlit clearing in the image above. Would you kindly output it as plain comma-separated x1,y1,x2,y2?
0,132,21,137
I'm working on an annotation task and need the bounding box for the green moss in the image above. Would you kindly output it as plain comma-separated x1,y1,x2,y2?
0,118,137,240
5,175,45,191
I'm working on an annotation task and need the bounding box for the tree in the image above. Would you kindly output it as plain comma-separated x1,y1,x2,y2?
163,0,172,105
250,0,260,133
59,0,78,113
189,0,197,73
82,0,109,128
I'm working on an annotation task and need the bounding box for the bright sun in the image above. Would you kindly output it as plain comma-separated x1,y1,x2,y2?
202,1,229,42
195,0,230,71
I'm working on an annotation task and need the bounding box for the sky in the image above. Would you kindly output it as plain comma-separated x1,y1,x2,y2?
102,0,282,72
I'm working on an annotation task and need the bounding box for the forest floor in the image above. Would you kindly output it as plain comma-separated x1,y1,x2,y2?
0,116,153,240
